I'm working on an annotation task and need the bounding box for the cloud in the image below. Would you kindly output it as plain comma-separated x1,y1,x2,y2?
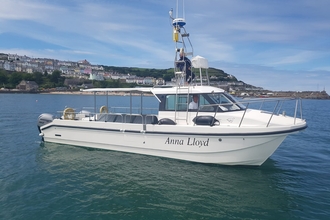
0,0,330,92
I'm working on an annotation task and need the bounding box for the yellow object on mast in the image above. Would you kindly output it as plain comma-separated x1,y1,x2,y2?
169,0,186,42
173,27,179,42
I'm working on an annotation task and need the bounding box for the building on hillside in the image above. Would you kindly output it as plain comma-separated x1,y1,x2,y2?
136,77,144,85
0,54,8,60
156,78,165,85
84,68,92,74
126,77,137,84
78,59,91,68
3,61,14,71
91,65,104,71
81,83,93,89
111,73,128,80
103,72,112,79
60,66,69,74
89,73,104,81
64,78,81,88
8,54,19,61
143,77,155,85
16,80,39,91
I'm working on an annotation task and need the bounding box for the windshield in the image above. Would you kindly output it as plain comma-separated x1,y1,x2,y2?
158,92,246,112
199,93,246,112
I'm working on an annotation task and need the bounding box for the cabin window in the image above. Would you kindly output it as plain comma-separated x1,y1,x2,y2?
158,92,245,112
198,95,214,112
165,95,188,111
199,95,210,106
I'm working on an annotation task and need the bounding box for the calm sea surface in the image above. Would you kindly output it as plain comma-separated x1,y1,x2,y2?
0,93,329,220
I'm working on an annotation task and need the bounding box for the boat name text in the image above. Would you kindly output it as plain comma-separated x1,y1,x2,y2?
165,137,209,147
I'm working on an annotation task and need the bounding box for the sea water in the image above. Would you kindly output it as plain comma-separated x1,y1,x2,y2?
0,93,329,220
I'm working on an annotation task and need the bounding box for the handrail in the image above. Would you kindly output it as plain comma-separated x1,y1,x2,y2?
294,99,298,125
238,103,249,127
58,97,304,128
266,100,279,127
196,97,304,128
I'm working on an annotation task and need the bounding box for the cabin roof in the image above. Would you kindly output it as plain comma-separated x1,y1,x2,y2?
83,86,225,95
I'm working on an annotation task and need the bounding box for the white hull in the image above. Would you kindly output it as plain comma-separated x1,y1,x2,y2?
40,119,300,165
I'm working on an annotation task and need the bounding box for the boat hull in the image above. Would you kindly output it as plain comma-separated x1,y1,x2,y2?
40,120,303,166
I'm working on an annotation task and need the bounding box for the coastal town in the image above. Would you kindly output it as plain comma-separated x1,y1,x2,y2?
0,53,329,99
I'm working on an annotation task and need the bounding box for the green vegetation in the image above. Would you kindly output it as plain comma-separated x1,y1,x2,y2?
0,65,237,90
103,66,174,82
0,69,137,90
102,66,236,82
0,69,66,89
207,68,238,81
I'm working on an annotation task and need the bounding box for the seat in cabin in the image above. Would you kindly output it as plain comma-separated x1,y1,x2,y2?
192,116,219,126
158,118,176,125
145,115,159,124
106,114,118,122
114,114,125,123
132,115,143,124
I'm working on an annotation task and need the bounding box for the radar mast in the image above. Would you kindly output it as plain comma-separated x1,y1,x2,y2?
169,0,194,86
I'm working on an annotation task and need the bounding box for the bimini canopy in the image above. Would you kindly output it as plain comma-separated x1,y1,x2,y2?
191,55,209,69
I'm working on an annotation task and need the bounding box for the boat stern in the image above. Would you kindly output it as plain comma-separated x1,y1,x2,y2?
37,113,54,134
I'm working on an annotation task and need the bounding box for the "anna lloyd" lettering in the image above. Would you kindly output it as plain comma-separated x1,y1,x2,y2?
187,137,209,147
164,137,209,147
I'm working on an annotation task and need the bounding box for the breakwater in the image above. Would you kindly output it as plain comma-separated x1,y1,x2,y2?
271,90,330,99
237,90,330,99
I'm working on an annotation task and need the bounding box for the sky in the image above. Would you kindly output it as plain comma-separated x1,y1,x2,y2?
1,0,330,92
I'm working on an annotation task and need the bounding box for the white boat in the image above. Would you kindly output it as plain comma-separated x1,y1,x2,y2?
37,3,307,166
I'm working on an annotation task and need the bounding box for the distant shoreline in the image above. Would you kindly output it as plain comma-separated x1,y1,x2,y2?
1,89,329,99
0,90,147,96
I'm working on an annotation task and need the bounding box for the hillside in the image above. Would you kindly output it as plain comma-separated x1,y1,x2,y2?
102,66,239,83
1,52,329,98
0,52,254,89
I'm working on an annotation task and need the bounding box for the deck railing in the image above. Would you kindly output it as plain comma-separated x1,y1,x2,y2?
196,97,304,127
58,97,304,128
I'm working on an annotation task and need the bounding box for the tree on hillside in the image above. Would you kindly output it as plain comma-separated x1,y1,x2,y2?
8,72,23,88
49,70,65,86
23,73,34,81
33,72,44,85
0,70,8,85
163,73,173,82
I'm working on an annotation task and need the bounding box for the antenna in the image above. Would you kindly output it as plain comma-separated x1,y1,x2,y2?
174,0,185,20
176,0,178,18
171,0,186,29
183,0,185,19
169,8,173,19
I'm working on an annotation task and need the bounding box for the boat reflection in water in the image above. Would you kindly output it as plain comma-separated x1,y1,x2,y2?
37,142,292,218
